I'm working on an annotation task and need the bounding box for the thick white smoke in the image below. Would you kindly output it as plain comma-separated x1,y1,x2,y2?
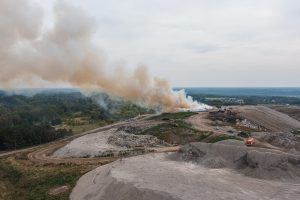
0,0,210,112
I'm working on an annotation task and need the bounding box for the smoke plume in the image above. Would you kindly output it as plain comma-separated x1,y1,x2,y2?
0,0,208,112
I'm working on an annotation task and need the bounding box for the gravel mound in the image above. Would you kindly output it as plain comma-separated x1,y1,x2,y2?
175,142,300,181
71,150,300,200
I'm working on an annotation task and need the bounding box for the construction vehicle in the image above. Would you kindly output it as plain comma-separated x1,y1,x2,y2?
245,137,255,146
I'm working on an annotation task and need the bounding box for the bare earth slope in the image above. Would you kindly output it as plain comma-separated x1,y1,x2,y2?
230,105,300,132
53,128,166,158
270,106,300,122
71,142,300,200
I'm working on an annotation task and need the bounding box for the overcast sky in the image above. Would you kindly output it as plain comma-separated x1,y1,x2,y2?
31,0,300,87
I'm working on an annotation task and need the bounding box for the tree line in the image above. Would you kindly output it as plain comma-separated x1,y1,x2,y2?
0,92,110,150
0,91,152,150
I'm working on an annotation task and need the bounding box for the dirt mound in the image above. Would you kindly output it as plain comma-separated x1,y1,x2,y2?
107,132,166,148
71,151,300,200
175,142,300,181
230,106,300,132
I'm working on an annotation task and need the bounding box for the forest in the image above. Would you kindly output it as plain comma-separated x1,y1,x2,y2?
0,91,149,150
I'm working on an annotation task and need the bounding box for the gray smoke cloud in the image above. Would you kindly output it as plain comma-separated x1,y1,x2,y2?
0,0,208,112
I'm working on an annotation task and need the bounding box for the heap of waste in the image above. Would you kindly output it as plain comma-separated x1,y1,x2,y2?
53,128,167,158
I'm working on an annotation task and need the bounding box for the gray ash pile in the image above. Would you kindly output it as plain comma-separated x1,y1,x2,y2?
174,141,300,181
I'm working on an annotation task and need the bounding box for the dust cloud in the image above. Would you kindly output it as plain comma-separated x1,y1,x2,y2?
0,0,208,112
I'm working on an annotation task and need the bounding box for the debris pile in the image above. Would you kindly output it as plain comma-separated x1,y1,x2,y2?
53,127,168,158
107,131,167,148
238,131,251,138
252,132,300,152
236,119,266,131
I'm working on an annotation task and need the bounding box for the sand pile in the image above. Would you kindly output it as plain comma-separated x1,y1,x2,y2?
71,142,300,200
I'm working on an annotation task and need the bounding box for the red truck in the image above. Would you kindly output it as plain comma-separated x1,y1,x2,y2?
245,137,255,146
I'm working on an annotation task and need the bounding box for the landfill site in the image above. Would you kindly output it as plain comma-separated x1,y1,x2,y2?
4,105,298,200
44,105,299,200
1,1,300,199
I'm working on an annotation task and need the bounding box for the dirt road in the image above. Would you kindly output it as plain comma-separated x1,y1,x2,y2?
185,112,234,134
0,118,136,165
0,120,127,159
1,115,177,165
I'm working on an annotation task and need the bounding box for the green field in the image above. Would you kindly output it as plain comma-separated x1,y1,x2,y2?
143,112,211,144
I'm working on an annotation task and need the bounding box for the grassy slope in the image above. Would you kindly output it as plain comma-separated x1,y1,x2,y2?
140,121,212,144
149,112,198,120
143,112,211,144
145,112,241,144
0,152,99,200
